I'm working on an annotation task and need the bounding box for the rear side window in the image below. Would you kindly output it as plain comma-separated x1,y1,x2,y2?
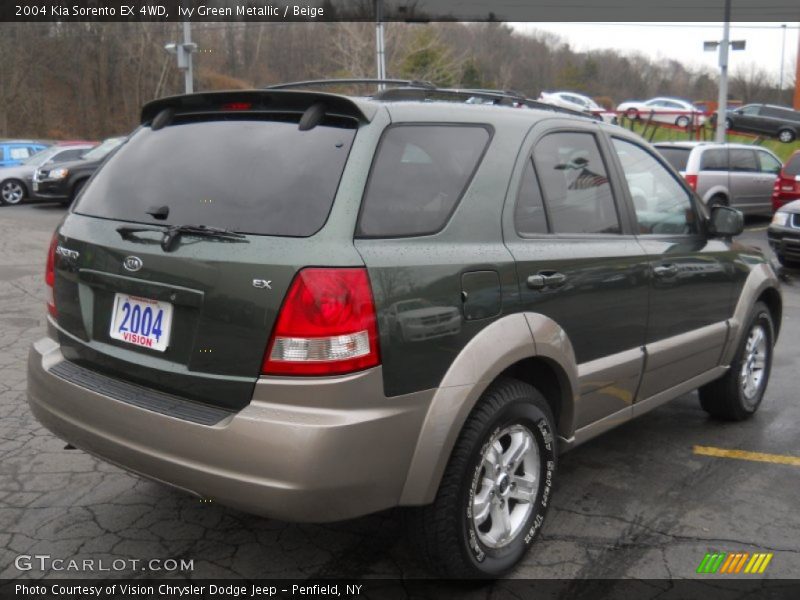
514,158,548,235
75,119,356,237
533,132,620,234
785,153,800,177
356,125,490,237
657,147,690,171
729,149,758,172
700,148,728,171
756,151,782,174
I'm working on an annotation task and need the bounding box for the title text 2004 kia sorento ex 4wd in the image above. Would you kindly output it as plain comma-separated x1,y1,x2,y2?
28,84,782,578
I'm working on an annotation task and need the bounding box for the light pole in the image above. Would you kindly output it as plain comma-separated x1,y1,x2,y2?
779,24,787,97
375,0,386,89
715,1,732,143
165,21,197,94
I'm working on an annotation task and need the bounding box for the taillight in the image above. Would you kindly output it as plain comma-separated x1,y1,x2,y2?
684,174,698,191
45,232,58,318
262,268,380,376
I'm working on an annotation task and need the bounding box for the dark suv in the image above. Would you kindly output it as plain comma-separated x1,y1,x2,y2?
27,82,782,578
724,103,800,143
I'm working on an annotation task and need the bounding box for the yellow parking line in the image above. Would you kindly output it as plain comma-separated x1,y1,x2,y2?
694,445,800,467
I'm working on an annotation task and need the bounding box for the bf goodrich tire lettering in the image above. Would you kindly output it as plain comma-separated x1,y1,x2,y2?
408,378,556,577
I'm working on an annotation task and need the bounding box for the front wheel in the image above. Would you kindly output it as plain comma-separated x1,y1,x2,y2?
699,302,774,420
409,378,557,578
0,179,26,205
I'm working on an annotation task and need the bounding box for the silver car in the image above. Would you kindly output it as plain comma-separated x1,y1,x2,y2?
655,141,781,215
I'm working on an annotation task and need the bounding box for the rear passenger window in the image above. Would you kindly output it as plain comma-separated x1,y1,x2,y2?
700,149,728,171
612,138,697,235
356,125,490,237
514,158,548,235
533,132,620,234
729,149,758,172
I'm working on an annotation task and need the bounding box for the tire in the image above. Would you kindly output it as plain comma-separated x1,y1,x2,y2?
408,378,557,578
676,116,690,128
778,129,796,144
625,107,639,120
0,179,26,206
699,301,774,420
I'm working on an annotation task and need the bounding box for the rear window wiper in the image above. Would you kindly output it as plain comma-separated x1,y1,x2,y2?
117,224,246,252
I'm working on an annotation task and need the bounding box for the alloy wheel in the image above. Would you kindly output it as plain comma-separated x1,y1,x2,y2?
471,424,540,549
1,181,24,205
740,324,768,406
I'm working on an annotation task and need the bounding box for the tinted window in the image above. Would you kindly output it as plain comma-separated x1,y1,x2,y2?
656,147,691,171
700,148,728,171
756,151,782,174
54,148,86,162
514,158,548,235
76,120,355,237
612,138,697,235
785,153,800,177
729,149,758,172
533,132,619,234
356,125,490,237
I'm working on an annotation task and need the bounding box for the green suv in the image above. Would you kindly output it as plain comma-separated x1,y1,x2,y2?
27,82,781,578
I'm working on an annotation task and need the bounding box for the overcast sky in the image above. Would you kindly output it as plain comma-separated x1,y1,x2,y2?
512,22,800,86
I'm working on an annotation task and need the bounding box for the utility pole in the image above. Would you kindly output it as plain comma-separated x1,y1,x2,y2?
375,0,386,89
715,0,732,143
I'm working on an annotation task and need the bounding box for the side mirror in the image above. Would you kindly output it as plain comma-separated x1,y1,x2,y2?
708,205,744,238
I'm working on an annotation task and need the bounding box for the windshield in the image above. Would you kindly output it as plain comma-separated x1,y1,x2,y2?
24,146,61,167
75,119,356,237
82,137,125,161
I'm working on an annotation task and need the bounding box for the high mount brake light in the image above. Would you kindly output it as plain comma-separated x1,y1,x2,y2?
45,232,58,318
262,268,380,376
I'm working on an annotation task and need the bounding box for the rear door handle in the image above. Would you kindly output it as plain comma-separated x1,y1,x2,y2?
653,264,678,278
527,271,568,290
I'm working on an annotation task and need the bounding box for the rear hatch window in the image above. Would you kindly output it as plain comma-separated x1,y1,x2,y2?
785,153,800,177
656,146,690,172
75,118,356,236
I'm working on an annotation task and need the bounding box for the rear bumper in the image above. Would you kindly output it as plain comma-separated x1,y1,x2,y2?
27,335,432,522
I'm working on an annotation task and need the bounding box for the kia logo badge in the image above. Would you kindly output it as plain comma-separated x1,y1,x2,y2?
123,256,143,272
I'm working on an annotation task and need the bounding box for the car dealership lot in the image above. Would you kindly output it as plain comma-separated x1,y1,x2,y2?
0,204,798,580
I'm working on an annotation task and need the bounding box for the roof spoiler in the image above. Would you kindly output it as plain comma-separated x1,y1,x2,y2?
140,90,377,125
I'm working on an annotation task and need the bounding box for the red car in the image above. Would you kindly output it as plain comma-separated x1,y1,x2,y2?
772,150,800,211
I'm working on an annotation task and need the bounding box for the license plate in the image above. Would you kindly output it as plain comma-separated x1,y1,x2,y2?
109,293,173,352
33,182,38,192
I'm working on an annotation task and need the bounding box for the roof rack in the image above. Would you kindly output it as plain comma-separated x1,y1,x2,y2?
265,78,437,90
263,79,599,121
374,86,600,120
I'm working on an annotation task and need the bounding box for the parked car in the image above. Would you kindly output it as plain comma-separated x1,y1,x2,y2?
538,91,616,123
772,150,800,211
723,104,800,143
0,140,48,168
654,141,781,215
617,97,705,127
32,136,125,205
768,199,800,266
385,299,461,342
0,142,95,206
28,85,781,578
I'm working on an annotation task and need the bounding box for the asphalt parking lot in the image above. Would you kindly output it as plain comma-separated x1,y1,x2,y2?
0,204,798,580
